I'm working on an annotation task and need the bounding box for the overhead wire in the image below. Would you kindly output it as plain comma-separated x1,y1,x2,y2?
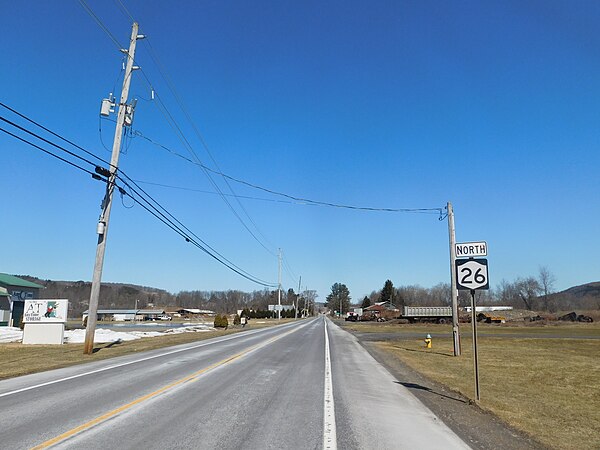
281,251,298,286
131,127,443,215
78,0,124,49
114,172,277,286
116,176,277,287
0,102,111,168
138,37,279,256
113,0,135,23
131,25,443,217
75,1,447,285
0,114,103,170
80,0,280,257
131,179,302,205
0,126,97,179
136,70,279,256
0,104,277,287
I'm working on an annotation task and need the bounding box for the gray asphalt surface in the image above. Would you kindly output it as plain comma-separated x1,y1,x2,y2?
0,316,470,449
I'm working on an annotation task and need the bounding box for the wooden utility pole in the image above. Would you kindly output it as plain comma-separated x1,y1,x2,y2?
447,202,461,356
295,275,301,320
277,249,282,321
84,23,143,354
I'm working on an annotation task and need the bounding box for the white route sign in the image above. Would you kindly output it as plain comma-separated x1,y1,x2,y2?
456,259,489,290
455,241,487,258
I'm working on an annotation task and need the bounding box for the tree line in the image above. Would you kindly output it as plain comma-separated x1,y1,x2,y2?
27,276,318,318
325,266,597,313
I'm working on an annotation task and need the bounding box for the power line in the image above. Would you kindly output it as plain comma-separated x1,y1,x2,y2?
132,179,302,205
118,178,277,287
78,0,124,49
113,0,135,23
0,103,110,168
0,126,97,178
138,37,278,251
131,127,443,215
281,251,298,286
115,173,277,286
87,7,279,257
1,105,277,288
137,74,279,256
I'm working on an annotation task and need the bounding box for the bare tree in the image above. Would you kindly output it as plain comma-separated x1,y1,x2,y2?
514,277,542,310
429,282,451,306
538,266,556,311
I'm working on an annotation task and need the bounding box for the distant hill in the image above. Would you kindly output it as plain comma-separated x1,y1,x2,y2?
546,281,600,310
15,276,282,318
19,276,176,318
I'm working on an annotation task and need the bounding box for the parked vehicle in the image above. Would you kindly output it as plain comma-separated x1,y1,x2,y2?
401,306,452,324
345,312,359,321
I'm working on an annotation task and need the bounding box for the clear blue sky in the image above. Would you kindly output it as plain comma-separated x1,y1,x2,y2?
2,1,599,301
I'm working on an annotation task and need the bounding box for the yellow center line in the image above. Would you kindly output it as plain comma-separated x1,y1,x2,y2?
31,326,300,449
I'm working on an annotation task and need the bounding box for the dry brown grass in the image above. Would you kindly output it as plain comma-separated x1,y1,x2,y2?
375,332,600,450
0,319,293,380
342,320,600,337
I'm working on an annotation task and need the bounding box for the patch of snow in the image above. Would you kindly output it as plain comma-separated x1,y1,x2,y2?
64,328,145,344
0,324,216,345
0,327,23,343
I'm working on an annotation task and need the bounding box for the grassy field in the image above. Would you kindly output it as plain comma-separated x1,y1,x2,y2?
0,319,292,380
343,321,600,450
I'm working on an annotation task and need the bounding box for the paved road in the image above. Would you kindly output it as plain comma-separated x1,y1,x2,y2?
0,316,469,449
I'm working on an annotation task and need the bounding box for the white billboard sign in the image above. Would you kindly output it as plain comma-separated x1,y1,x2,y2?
23,299,68,323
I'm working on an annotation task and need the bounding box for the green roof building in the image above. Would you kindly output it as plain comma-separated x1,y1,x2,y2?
0,273,44,326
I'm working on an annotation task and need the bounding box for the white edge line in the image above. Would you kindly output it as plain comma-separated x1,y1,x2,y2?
323,317,338,450
0,320,308,399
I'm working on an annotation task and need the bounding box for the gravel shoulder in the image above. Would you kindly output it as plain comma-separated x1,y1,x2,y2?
347,329,549,450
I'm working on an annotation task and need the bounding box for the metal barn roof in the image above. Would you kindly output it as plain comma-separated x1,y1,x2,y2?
0,273,44,289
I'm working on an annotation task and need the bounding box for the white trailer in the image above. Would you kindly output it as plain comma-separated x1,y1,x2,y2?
402,306,453,324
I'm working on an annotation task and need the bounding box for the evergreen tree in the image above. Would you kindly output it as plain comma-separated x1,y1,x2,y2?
361,296,371,309
380,280,395,303
325,283,351,316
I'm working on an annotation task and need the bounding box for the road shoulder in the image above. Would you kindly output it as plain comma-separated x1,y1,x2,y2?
349,331,548,450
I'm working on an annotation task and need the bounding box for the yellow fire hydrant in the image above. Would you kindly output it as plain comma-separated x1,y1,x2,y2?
424,334,432,349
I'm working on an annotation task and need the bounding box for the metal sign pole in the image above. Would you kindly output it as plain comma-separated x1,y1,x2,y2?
470,289,481,401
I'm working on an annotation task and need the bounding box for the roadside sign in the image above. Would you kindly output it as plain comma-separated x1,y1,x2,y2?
455,259,489,290
455,241,487,258
23,299,68,323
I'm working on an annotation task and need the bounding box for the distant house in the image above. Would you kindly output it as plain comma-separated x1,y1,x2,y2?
363,301,400,319
169,308,215,318
137,309,167,320
0,273,44,327
82,309,138,323
364,301,399,312
82,308,168,323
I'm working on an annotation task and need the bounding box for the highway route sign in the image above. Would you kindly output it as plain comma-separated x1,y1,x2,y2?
455,258,489,290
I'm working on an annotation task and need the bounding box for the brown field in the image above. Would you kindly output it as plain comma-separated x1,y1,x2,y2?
343,321,600,450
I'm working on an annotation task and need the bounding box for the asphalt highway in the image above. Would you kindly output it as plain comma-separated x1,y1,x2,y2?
0,316,470,449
